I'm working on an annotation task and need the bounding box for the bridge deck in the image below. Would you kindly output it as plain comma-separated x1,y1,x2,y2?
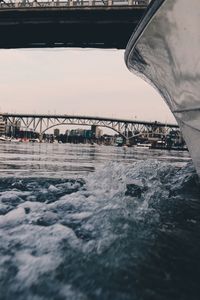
0,1,149,48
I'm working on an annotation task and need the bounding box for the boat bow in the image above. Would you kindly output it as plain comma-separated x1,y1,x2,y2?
125,0,200,175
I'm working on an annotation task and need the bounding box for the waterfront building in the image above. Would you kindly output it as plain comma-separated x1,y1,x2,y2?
91,125,102,138
0,116,5,136
54,128,60,137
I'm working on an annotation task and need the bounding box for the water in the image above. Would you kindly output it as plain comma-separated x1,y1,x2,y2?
0,142,199,300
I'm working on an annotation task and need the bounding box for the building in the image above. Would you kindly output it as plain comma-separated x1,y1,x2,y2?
0,116,5,136
91,125,103,138
54,128,60,137
6,120,21,137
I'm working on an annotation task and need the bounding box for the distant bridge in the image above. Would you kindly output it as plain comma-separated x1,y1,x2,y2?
1,113,179,140
0,0,150,49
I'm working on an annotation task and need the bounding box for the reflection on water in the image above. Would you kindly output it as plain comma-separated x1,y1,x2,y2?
0,142,199,300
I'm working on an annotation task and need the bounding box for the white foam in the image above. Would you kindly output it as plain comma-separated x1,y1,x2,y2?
0,160,195,298
48,184,59,192
0,207,26,228
16,251,60,287
59,284,87,300
0,190,31,202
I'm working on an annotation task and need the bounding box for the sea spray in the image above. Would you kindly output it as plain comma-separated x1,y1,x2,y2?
0,160,199,300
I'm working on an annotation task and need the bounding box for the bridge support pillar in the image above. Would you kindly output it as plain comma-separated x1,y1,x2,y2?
89,0,95,6
108,0,113,6
33,0,39,7
15,1,20,8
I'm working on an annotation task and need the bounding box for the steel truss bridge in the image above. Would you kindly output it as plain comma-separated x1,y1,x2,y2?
0,0,150,49
1,113,179,140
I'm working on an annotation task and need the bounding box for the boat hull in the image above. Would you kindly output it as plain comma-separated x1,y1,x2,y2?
125,0,200,175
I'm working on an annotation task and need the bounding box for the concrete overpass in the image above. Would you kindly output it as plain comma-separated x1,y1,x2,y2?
0,0,149,49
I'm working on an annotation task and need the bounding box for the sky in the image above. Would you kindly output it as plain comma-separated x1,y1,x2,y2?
0,48,176,124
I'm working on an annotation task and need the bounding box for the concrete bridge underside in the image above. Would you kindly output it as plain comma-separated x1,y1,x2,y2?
0,5,146,49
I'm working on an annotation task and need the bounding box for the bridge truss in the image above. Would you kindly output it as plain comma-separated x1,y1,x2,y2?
1,113,179,141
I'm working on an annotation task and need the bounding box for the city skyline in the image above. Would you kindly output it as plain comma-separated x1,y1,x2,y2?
0,48,176,123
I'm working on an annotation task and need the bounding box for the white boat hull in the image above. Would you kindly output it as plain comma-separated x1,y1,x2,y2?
135,143,151,149
125,0,200,175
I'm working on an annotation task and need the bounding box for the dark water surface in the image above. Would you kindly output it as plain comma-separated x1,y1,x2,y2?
0,142,199,300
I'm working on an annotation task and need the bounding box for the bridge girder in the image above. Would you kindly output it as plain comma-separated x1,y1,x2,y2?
0,0,149,49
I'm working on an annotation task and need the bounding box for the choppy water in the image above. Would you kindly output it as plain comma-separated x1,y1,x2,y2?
0,142,200,300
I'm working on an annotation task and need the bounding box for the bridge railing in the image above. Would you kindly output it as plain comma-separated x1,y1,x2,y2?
0,0,151,9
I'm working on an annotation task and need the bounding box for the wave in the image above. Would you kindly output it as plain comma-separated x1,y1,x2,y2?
0,160,199,300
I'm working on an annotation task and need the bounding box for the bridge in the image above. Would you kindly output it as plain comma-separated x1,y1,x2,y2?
1,113,179,141
0,0,150,49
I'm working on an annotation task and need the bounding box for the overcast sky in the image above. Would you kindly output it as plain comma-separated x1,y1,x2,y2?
0,48,176,124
